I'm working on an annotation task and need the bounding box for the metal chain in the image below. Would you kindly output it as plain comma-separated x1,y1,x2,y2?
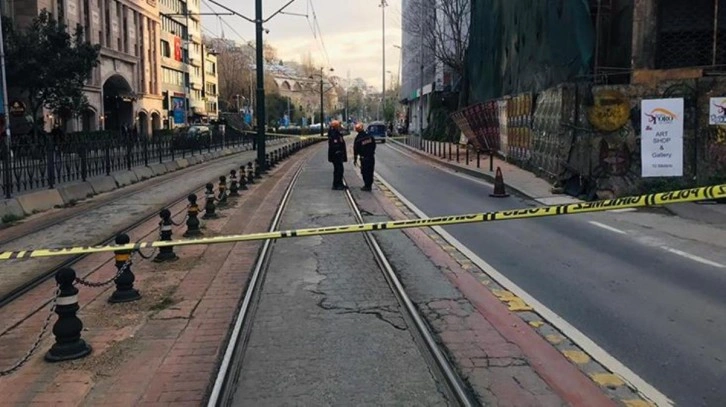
75,257,131,288
136,244,158,260
170,205,189,226
0,288,60,376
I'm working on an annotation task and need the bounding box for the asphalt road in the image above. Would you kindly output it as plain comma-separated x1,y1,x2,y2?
372,143,726,407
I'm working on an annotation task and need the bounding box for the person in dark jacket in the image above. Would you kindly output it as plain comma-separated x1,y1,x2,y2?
353,122,376,191
327,120,347,190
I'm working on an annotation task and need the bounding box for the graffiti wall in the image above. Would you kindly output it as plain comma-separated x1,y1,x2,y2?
452,76,726,199
530,85,576,181
506,93,534,162
451,101,500,152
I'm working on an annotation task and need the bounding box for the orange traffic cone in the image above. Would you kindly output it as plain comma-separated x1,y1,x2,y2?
489,167,510,198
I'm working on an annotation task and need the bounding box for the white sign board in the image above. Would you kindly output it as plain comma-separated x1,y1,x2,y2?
640,98,684,177
709,97,726,125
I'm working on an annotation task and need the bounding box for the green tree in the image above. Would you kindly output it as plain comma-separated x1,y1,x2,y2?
2,9,100,138
265,93,295,127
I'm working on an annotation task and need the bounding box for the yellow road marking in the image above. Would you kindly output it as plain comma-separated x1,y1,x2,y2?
562,350,591,364
590,373,625,387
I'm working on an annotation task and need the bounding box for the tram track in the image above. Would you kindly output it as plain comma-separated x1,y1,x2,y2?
207,158,475,406
0,139,289,310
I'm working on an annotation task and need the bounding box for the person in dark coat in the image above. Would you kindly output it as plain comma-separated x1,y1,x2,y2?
327,120,347,190
353,122,376,191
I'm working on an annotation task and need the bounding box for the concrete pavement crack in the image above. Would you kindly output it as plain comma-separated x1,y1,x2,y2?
316,300,407,331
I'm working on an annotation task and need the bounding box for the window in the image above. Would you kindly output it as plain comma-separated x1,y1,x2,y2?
205,82,217,95
160,40,171,57
83,0,90,41
161,15,186,38
205,60,216,75
162,67,185,86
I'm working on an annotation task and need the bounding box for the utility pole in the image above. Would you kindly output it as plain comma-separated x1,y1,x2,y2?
418,0,424,145
0,11,12,198
380,0,387,123
319,67,324,139
255,0,266,168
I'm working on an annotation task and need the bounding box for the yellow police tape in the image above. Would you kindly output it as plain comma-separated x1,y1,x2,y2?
1,184,724,261
250,132,407,141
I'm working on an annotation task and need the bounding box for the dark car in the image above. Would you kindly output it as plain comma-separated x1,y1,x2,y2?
173,125,212,150
366,121,388,143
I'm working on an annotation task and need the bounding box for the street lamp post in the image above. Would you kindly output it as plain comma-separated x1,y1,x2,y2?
254,0,266,168
380,0,387,122
319,67,324,138
310,67,333,139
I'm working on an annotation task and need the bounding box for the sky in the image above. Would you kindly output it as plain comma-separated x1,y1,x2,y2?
199,0,403,92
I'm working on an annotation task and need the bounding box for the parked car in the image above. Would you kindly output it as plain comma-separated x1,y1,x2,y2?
173,125,212,150
366,121,388,143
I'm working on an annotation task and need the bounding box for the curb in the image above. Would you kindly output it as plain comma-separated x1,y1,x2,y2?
391,139,541,201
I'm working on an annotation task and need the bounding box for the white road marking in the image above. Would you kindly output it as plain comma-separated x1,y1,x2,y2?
374,173,673,407
611,208,637,213
588,221,628,235
661,247,726,268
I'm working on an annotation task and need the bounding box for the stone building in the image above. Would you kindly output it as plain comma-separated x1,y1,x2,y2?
4,0,164,135
159,0,189,128
202,43,218,120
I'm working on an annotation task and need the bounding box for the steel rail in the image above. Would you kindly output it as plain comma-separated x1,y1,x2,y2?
207,161,307,406
342,179,476,407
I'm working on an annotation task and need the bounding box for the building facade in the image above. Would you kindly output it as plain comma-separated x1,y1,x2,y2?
5,0,164,135
202,44,218,120
400,0,437,134
158,0,189,128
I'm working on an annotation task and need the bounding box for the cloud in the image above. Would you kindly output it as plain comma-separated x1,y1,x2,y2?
201,0,403,91
271,28,402,89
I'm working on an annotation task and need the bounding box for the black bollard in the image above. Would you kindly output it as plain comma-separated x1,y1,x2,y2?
184,193,203,237
154,209,178,262
239,166,249,190
246,162,256,184
108,233,141,303
229,170,240,197
203,182,219,219
45,267,92,362
217,176,228,207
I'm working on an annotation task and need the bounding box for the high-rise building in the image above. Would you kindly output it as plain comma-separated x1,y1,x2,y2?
4,0,164,135
400,0,437,134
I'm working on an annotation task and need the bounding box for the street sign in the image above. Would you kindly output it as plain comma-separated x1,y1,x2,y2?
640,98,684,177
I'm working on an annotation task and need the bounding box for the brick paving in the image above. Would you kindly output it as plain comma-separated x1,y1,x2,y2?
0,143,319,406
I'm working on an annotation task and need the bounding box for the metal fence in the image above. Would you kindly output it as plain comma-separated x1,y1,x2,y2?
0,125,269,199
656,0,726,69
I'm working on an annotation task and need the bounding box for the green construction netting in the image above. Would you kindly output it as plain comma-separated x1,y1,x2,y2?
467,0,596,104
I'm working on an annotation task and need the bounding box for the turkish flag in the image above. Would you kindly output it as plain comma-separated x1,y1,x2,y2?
174,37,182,61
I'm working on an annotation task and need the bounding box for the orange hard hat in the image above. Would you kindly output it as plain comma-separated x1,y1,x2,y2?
355,123,364,132
331,120,340,128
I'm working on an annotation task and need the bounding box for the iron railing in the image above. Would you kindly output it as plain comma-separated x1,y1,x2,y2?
0,126,270,199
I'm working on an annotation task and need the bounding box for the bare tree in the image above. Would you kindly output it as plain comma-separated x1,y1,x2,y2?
206,37,255,111
403,0,470,77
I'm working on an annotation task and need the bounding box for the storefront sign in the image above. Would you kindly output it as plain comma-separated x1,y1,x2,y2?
640,98,683,177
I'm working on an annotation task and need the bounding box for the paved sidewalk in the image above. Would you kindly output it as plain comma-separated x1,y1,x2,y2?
0,139,290,302
392,138,581,206
0,143,317,406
